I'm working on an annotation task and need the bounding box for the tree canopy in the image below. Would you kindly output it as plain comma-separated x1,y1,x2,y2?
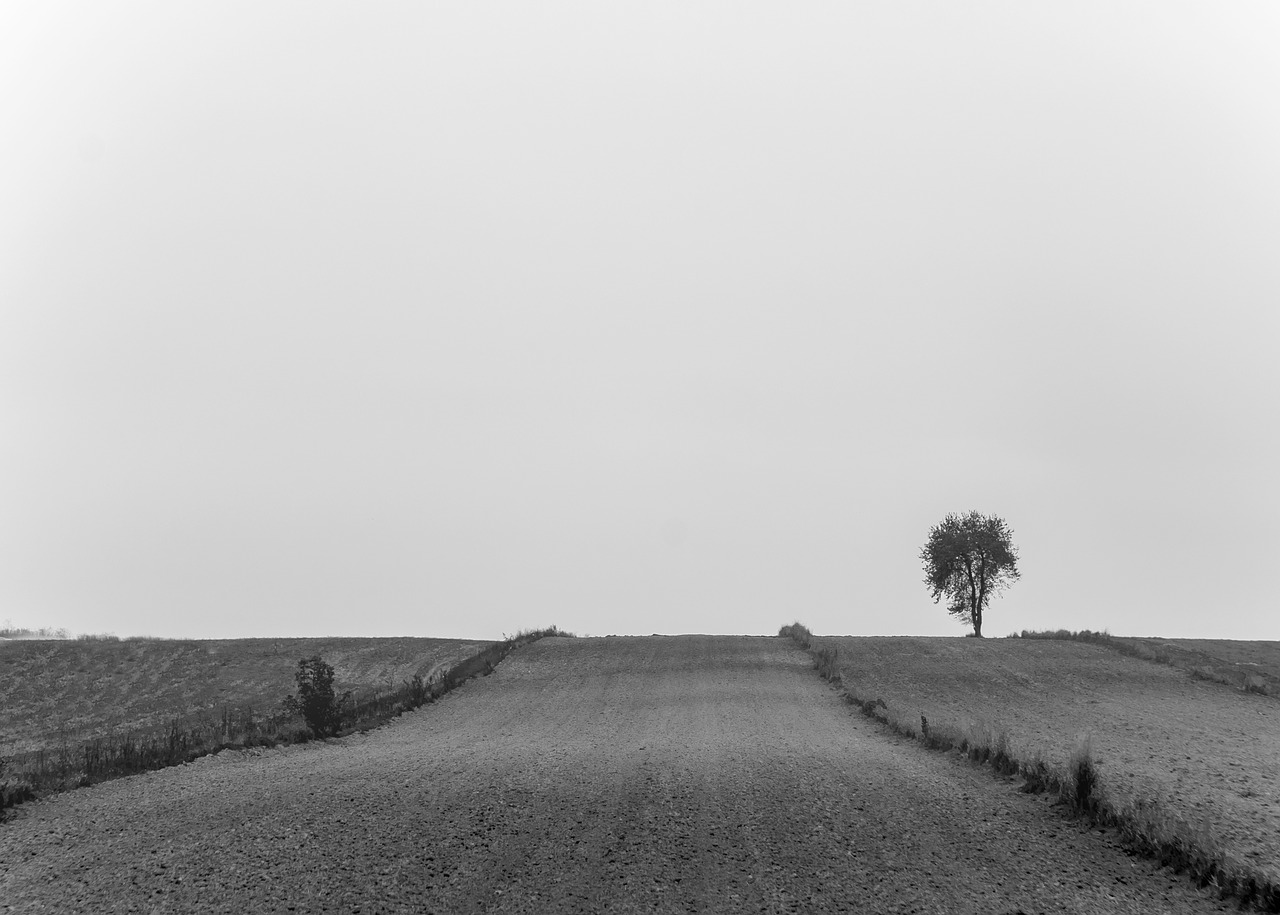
921,511,1020,637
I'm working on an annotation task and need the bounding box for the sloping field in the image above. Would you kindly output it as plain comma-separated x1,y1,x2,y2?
0,636,1233,913
820,636,1280,888
1158,639,1280,676
1126,637,1280,690
0,637,492,755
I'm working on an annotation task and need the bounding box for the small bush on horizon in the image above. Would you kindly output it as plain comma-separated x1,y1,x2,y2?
503,625,577,641
778,622,814,650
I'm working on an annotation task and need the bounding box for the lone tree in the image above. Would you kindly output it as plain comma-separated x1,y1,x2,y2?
283,656,344,738
921,511,1020,638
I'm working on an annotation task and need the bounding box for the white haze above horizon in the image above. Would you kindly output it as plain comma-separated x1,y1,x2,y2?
2,3,1277,642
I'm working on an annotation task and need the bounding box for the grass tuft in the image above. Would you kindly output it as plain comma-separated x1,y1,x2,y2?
1245,674,1269,696
1019,754,1054,794
0,750,35,821
1063,734,1099,816
813,645,841,682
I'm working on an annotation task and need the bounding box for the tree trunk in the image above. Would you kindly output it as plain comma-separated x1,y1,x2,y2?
963,558,980,635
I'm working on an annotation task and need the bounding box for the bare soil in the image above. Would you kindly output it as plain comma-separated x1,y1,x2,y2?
0,637,492,755
0,636,1235,913
821,636,1280,888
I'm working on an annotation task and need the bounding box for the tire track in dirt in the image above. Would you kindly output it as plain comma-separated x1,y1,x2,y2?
0,636,1234,913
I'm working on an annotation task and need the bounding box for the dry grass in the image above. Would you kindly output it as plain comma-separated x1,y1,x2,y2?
0,626,73,640
781,624,1280,911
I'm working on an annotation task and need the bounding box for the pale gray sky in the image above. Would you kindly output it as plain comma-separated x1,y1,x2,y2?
2,3,1277,641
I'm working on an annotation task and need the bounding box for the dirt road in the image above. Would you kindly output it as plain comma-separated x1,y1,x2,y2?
0,636,1233,913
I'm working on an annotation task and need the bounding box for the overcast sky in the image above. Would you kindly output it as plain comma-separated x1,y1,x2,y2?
2,3,1277,641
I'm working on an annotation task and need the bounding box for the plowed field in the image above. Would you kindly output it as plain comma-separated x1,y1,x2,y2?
0,637,492,755
0,636,1235,913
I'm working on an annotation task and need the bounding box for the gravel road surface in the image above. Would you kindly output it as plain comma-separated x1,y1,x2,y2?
0,636,1234,913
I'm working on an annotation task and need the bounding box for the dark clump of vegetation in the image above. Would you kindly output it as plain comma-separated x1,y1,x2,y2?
0,748,36,820
1019,757,1055,794
1063,735,1098,816
778,622,814,650
283,656,345,738
0,626,573,820
783,620,1280,912
814,645,841,681
1014,628,1157,654
778,623,841,681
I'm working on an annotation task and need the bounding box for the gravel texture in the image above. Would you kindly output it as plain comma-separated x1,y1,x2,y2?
0,635,1235,913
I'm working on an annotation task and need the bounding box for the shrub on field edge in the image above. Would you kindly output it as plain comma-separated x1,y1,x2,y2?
814,645,840,681
778,622,813,650
1063,734,1098,816
0,749,35,820
778,623,841,681
283,656,346,739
